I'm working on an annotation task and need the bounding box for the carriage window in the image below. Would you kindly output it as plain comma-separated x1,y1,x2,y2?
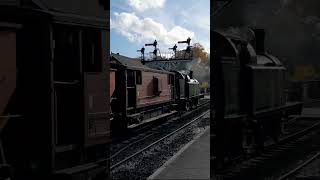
153,77,162,96
83,29,102,72
53,25,80,81
136,71,142,84
153,77,159,95
127,70,135,87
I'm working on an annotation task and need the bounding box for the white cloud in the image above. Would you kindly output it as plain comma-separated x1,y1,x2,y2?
111,12,195,47
203,41,210,53
128,0,166,12
196,15,210,31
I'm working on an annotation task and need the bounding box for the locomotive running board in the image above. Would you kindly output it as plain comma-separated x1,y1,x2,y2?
128,111,177,129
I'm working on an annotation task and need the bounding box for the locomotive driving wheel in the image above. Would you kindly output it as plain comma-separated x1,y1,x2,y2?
242,118,265,155
184,101,191,111
191,98,199,109
242,128,255,155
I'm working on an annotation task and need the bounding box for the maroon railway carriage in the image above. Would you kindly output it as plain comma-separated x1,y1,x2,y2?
110,53,175,130
0,1,109,179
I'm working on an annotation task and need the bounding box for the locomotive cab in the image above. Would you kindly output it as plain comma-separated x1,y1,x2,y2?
174,70,201,110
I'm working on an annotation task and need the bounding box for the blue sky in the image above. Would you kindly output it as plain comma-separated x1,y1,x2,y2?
110,0,210,57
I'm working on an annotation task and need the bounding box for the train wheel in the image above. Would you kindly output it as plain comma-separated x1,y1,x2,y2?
242,119,264,155
253,120,265,153
184,102,191,111
242,129,255,155
271,117,282,143
195,98,199,106
191,98,198,109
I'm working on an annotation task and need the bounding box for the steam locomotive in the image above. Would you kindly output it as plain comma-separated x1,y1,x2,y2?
212,28,303,168
110,53,203,130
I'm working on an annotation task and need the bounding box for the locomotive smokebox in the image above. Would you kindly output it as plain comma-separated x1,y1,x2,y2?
252,28,265,54
189,71,193,79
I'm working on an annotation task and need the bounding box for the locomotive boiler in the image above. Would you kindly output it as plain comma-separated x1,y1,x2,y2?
212,28,303,168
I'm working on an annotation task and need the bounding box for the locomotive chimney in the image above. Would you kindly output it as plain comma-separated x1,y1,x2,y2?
253,28,265,54
189,71,193,79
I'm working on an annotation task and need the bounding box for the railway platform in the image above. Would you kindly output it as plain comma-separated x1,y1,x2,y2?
147,127,210,180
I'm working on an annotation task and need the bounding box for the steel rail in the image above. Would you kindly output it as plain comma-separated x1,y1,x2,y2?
277,152,320,180
110,109,210,170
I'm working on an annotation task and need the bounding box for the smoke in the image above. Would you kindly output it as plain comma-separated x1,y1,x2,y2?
189,43,210,83
190,57,210,83
220,26,255,42
215,0,320,79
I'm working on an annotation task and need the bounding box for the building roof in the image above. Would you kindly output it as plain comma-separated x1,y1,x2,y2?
110,53,174,74
111,53,146,68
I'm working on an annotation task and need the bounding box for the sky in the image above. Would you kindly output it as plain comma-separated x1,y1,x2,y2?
110,0,210,57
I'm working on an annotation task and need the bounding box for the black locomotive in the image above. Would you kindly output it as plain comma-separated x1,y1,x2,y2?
212,28,303,168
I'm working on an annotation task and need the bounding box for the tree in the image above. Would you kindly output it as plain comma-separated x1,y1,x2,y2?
192,43,209,66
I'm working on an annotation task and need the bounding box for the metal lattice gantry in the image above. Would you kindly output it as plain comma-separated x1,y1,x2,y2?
144,60,193,72
137,38,194,71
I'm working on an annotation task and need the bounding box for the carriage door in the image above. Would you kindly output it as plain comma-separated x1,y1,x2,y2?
126,70,136,109
82,29,109,146
0,28,17,126
0,27,18,167
53,26,109,149
53,25,83,148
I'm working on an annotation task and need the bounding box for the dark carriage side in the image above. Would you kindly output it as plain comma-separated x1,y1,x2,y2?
0,0,110,179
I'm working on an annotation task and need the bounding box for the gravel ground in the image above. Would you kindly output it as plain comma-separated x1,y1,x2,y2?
111,112,210,179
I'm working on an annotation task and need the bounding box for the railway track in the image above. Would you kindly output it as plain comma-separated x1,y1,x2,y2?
111,109,210,170
214,116,320,180
131,98,210,132
277,152,320,180
110,105,210,179
110,99,209,157
213,101,320,173
111,98,209,136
